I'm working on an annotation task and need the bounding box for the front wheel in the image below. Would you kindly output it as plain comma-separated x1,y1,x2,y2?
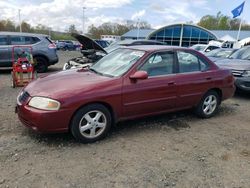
195,90,220,118
70,104,112,143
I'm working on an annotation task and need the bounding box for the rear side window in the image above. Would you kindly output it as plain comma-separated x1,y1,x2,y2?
0,35,8,45
31,37,40,44
177,51,209,73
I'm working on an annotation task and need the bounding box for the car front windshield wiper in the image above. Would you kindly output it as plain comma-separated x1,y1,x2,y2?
88,67,114,77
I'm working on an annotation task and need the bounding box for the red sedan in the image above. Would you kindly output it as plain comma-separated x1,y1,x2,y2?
16,46,235,143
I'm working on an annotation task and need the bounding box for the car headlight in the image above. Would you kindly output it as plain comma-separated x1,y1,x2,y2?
242,70,250,77
28,97,60,111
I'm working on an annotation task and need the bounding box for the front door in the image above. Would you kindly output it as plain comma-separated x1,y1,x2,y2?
122,51,177,118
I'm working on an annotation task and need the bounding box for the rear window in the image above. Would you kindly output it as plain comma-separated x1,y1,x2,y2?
0,35,8,45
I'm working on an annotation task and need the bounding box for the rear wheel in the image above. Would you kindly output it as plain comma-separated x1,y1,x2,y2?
34,56,48,73
70,104,112,143
195,90,220,118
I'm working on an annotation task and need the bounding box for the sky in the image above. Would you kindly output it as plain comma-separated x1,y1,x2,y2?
0,0,249,32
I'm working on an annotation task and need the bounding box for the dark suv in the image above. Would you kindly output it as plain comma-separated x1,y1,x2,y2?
0,32,58,72
56,40,76,51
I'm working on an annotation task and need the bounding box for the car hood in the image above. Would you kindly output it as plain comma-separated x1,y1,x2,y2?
72,33,107,54
215,58,250,70
25,69,112,99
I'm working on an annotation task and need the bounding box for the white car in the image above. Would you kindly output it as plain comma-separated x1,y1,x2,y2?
190,44,220,53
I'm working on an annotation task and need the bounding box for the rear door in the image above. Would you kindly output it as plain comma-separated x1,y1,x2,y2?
0,35,11,67
122,51,177,118
174,50,213,108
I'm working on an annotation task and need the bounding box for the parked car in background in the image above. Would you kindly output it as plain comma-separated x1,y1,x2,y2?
216,46,250,92
94,39,110,48
0,32,58,72
205,48,237,62
17,45,235,143
63,34,167,70
56,40,76,50
190,44,220,53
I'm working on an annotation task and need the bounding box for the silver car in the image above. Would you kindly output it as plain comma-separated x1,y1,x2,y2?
0,32,58,72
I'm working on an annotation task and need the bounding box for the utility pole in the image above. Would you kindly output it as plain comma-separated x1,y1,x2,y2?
49,27,51,38
82,7,86,34
136,19,140,40
18,9,22,32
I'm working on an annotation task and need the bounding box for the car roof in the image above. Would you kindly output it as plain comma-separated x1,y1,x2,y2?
124,45,187,52
192,44,207,47
118,39,165,45
0,31,48,37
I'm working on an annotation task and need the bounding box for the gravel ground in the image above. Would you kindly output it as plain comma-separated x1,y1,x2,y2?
0,51,250,188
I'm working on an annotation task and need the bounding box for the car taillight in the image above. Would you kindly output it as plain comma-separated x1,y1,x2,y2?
48,43,56,49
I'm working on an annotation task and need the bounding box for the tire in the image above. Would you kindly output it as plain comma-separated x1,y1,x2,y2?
70,104,112,143
34,56,48,73
195,90,220,118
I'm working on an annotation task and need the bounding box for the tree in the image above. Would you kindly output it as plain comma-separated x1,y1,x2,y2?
68,24,78,34
88,20,151,39
197,11,250,30
16,21,33,32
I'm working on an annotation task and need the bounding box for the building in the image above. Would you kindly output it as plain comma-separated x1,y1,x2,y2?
100,35,121,42
121,23,250,47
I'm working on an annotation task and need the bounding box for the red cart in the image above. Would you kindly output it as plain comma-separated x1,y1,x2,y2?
11,46,37,88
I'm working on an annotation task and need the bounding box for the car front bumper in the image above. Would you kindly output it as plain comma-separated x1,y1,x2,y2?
235,77,250,92
16,104,72,133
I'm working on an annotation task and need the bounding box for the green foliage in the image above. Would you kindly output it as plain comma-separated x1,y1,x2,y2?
88,20,151,39
198,11,250,30
0,20,74,40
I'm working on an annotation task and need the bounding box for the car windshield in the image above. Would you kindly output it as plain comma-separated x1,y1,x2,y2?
90,48,145,77
191,45,206,51
206,49,234,57
229,47,250,60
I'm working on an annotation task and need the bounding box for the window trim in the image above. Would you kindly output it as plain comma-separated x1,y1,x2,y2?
176,50,210,74
137,50,177,78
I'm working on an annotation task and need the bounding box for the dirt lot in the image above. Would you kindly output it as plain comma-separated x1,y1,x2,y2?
0,51,250,188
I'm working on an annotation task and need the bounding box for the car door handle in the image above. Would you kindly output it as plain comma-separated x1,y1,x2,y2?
206,77,212,80
168,81,176,86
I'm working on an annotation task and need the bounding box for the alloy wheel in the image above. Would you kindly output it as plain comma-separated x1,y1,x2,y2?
202,95,217,115
79,110,107,138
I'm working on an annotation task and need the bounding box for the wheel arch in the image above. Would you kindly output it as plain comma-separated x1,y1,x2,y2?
68,101,117,130
205,88,222,104
33,54,49,65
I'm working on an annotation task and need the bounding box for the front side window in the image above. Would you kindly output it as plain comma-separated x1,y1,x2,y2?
90,48,145,77
177,51,209,73
139,52,174,77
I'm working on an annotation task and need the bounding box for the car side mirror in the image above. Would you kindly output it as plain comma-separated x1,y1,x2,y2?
129,71,148,80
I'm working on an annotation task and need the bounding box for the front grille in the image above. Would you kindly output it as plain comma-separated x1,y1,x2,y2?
18,91,30,104
231,69,244,77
